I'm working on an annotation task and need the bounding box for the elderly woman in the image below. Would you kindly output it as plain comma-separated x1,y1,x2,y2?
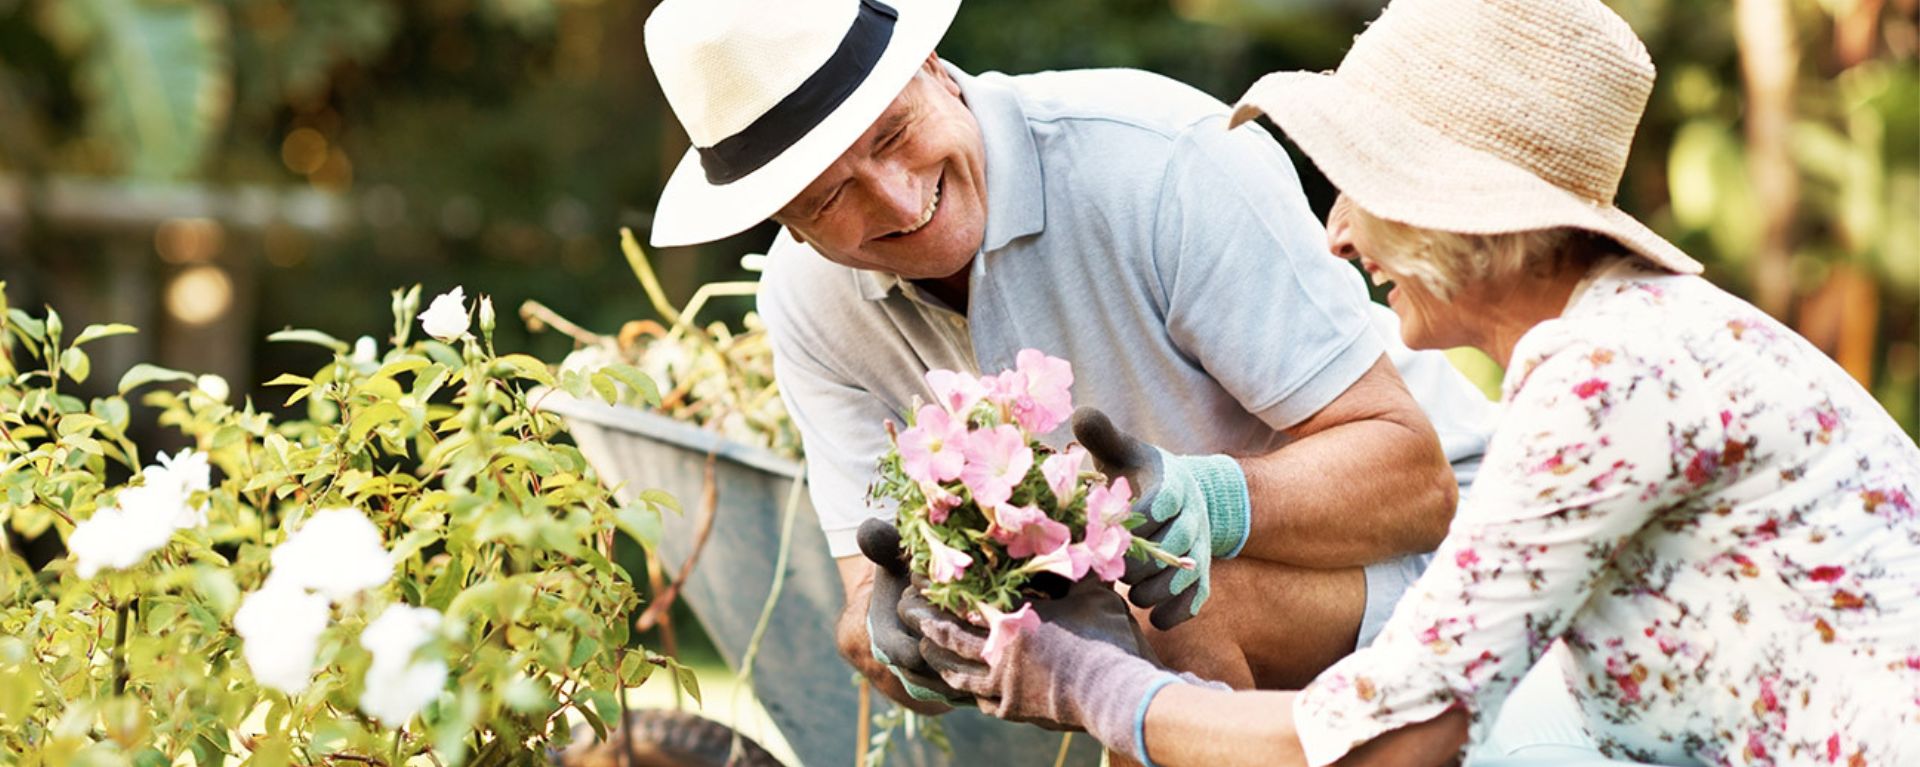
906,0,1920,764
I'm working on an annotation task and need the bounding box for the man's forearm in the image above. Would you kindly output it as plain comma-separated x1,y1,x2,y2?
1234,361,1457,568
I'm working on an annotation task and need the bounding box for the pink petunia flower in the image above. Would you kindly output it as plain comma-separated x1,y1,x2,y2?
1008,350,1074,434
920,481,963,524
1085,476,1133,527
980,602,1041,666
1075,521,1131,582
925,369,988,417
898,405,968,484
990,503,1070,559
961,425,1034,509
924,530,973,583
1040,447,1087,506
1027,539,1090,580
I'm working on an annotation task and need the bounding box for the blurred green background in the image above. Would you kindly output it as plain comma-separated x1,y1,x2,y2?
0,0,1913,752
1,0,1914,432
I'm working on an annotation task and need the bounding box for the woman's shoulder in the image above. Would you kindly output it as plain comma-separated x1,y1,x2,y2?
1500,260,1738,399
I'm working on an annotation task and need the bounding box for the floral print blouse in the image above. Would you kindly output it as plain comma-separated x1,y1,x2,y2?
1294,260,1920,766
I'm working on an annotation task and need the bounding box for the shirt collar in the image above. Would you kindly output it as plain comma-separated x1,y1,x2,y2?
856,62,1046,302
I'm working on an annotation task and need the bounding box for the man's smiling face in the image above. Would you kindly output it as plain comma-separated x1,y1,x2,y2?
774,54,988,282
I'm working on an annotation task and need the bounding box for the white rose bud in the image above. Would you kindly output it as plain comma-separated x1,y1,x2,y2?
194,374,230,403
478,296,496,335
359,604,448,725
351,336,379,367
270,508,393,602
418,287,470,342
235,579,332,694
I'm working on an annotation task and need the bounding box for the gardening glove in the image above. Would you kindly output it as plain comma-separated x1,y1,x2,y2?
1072,407,1251,630
897,574,1159,731
856,518,971,706
911,578,1228,765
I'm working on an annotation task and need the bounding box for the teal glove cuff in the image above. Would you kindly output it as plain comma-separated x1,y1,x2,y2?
1167,453,1251,559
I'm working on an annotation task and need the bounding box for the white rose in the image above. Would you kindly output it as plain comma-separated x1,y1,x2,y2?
67,503,173,578
143,449,212,528
358,604,447,725
270,508,393,602
418,287,470,341
194,374,230,403
235,580,332,694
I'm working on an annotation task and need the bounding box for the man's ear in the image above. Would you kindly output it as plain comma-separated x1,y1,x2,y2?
923,51,960,97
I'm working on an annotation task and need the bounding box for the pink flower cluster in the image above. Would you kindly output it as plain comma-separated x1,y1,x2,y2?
877,350,1152,663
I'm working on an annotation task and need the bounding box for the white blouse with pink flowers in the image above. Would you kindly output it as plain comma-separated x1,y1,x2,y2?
1294,260,1920,766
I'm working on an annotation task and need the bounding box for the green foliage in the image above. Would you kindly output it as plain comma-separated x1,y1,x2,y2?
0,282,655,764
32,0,231,179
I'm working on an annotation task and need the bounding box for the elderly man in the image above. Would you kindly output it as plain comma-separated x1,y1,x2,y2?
641,0,1494,712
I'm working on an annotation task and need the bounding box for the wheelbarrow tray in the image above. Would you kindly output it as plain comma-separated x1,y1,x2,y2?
541,392,1104,767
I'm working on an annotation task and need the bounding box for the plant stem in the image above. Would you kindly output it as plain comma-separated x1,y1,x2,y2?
111,599,130,696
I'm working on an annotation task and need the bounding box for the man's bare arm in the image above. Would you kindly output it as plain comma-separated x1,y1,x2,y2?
1235,355,1457,568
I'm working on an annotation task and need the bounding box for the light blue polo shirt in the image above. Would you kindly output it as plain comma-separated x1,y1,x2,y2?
759,65,1493,585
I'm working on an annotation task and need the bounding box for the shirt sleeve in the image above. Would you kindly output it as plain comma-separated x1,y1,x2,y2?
1290,332,1724,766
759,257,902,559
1150,118,1385,432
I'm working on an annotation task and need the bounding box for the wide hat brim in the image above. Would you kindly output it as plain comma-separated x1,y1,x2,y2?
1231,71,1702,275
649,0,960,248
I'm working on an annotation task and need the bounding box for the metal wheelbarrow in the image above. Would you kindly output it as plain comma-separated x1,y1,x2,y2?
541,392,1106,767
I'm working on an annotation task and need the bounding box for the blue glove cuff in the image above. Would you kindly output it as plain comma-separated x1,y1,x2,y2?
1168,452,1252,558
1133,674,1182,767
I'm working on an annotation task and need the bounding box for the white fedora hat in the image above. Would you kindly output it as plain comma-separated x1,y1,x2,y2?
1230,0,1702,275
645,0,960,248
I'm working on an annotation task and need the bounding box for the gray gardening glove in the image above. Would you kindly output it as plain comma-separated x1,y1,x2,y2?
857,518,971,706
911,578,1226,764
1073,408,1252,630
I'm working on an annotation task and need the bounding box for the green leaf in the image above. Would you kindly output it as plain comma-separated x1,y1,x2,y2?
425,555,466,611
618,652,654,687
589,371,619,405
72,323,138,347
640,488,681,515
261,373,309,387
372,356,431,380
496,354,557,388
6,309,46,345
118,363,194,394
568,636,600,668
613,503,662,554
665,657,703,705
59,346,90,383
603,363,661,406
265,328,350,354
347,401,408,444
46,0,229,180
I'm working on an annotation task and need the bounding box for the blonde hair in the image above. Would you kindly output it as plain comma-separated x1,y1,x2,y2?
1344,200,1616,300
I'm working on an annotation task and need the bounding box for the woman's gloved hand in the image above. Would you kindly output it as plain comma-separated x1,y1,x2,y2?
906,577,1225,764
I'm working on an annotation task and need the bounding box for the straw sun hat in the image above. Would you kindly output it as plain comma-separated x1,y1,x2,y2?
1231,0,1702,275
645,0,960,247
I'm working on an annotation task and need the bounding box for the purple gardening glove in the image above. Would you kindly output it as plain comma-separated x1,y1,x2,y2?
906,579,1226,764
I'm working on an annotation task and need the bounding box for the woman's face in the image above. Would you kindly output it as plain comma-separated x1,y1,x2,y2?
1325,195,1479,351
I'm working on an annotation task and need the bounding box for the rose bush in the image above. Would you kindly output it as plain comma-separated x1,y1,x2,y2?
0,283,690,765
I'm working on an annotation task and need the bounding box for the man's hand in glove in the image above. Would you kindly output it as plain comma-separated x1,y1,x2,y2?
1073,407,1252,629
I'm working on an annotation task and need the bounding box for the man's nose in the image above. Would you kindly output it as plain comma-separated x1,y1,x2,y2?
870,168,922,229
1325,194,1360,261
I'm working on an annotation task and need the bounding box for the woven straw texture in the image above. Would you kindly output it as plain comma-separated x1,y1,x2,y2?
1233,0,1702,274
